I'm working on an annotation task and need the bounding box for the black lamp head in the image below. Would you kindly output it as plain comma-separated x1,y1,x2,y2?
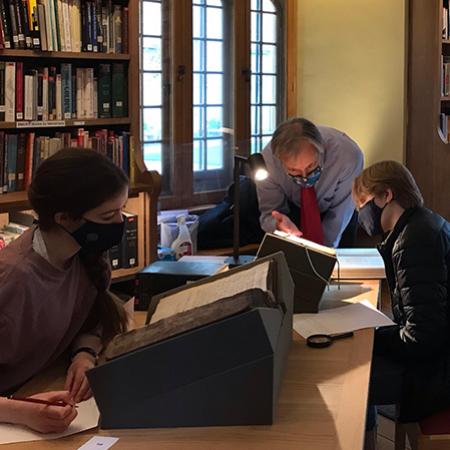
247,153,268,181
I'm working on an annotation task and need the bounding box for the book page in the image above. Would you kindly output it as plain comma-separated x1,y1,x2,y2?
332,248,385,279
293,300,394,338
273,231,337,257
0,398,99,445
150,261,270,324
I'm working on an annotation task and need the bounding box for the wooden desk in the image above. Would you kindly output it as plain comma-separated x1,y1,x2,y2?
4,280,379,450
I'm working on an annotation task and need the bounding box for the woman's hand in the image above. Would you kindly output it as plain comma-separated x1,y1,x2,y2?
64,352,96,403
16,391,77,434
272,211,303,237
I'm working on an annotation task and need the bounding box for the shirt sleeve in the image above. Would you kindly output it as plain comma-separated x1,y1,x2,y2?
321,142,364,247
71,324,103,356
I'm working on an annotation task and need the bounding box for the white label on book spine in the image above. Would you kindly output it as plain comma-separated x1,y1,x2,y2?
116,101,123,107
16,113,23,120
0,106,5,112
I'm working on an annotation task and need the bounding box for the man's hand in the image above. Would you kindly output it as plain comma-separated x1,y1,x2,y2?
18,391,77,434
64,352,95,403
272,211,303,237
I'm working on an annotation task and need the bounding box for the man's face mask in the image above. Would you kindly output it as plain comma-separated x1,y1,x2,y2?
289,166,322,188
358,199,387,237
71,218,125,252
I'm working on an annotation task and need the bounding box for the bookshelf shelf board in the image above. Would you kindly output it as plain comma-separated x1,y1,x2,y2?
112,265,144,281
441,96,450,101
443,39,450,44
0,182,149,213
0,118,131,130
0,49,130,61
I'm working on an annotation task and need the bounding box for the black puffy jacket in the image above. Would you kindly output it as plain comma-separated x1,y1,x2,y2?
375,207,450,422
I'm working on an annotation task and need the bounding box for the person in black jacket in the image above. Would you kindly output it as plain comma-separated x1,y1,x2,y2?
352,161,450,450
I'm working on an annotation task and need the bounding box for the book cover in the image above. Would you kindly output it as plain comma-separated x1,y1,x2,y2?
42,0,53,51
55,72,62,120
8,3,19,49
122,6,128,54
61,0,71,51
27,0,40,48
48,65,57,119
91,0,97,52
24,73,33,120
20,0,32,48
37,68,43,120
113,4,121,53
37,2,47,51
14,0,26,48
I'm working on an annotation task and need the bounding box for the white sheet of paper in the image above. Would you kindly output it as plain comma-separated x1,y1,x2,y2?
150,261,270,324
0,397,99,445
78,436,119,450
293,299,395,338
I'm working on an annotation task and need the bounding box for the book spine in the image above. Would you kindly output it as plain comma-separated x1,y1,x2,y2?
53,0,62,51
42,66,48,120
16,132,26,191
14,0,26,48
37,2,47,51
95,0,102,51
101,2,107,53
15,61,23,121
24,74,33,120
0,131,4,194
98,63,111,118
55,72,62,120
111,63,124,117
71,73,76,118
122,6,128,54
121,213,138,268
43,0,53,51
0,62,5,121
91,0,97,52
86,1,92,51
93,76,98,118
48,66,56,119
72,0,81,52
62,0,71,51
61,62,72,119
9,3,19,49
21,0,32,48
28,0,40,48
76,67,82,118
6,134,18,192
37,69,43,120
32,69,38,120
4,62,16,122
113,5,121,53
0,0,12,48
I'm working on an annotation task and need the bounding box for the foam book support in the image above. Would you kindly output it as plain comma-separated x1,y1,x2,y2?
257,232,337,313
87,252,294,429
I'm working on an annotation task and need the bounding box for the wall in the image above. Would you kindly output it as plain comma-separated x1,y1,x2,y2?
295,0,407,166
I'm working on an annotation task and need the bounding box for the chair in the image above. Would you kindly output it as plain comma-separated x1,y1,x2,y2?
395,407,450,450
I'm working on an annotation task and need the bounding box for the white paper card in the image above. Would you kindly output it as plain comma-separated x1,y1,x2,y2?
78,436,119,450
293,299,395,338
0,397,99,445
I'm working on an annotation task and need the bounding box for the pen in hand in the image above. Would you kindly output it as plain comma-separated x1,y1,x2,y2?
9,396,78,408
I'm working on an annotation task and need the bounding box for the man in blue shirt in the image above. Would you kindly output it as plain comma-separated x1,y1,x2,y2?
257,118,364,248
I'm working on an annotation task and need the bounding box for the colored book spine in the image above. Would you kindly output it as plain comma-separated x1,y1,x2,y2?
4,62,16,122
15,62,24,121
0,0,12,48
111,63,125,117
0,62,5,121
61,63,72,119
98,63,111,118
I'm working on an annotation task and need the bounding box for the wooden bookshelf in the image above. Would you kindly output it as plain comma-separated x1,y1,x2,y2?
0,118,131,129
406,0,450,220
0,0,162,273
0,49,130,61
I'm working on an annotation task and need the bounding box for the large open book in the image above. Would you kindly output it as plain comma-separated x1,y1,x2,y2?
332,248,386,280
257,231,337,313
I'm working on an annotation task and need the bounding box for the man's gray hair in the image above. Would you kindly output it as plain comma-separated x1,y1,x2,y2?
271,118,324,159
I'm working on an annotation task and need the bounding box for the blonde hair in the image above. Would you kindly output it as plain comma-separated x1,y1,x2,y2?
353,161,424,209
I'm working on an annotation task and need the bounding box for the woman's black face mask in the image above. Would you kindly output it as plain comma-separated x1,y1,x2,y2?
71,218,125,252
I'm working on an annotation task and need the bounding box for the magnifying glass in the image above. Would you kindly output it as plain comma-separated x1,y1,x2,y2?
306,331,354,348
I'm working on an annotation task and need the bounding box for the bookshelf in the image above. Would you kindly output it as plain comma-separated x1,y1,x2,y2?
406,0,450,220
0,0,161,280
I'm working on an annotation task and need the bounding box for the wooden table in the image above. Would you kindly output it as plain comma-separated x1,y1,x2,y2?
4,280,379,450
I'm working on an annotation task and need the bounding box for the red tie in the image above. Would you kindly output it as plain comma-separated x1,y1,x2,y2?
300,186,324,245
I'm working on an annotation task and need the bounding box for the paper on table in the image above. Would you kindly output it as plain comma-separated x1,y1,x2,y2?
0,397,99,445
293,299,395,339
150,261,270,324
78,436,119,450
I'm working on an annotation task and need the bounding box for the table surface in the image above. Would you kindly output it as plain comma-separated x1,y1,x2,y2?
3,280,379,450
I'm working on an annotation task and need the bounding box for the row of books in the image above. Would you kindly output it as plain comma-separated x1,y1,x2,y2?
441,56,450,97
0,62,127,122
0,211,138,270
440,113,450,141
0,0,128,53
444,5,450,40
0,129,131,194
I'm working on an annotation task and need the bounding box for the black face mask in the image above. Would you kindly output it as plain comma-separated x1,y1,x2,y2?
71,218,125,252
358,199,387,237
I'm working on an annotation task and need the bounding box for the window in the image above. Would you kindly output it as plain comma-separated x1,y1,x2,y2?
140,0,290,208
251,0,281,153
